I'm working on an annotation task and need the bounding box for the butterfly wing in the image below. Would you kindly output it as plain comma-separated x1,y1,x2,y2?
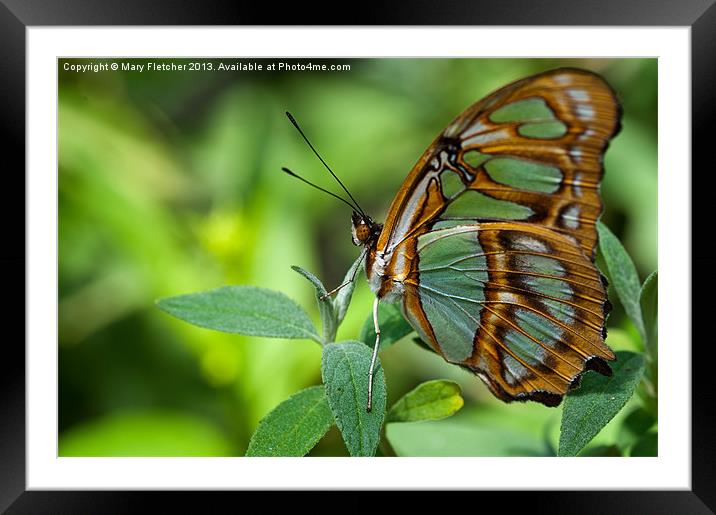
372,67,621,264
401,222,613,406
368,68,621,406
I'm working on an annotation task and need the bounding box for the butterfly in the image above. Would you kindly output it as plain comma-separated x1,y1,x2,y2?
286,67,621,411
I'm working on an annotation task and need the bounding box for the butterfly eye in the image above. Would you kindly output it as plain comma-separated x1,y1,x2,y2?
351,221,370,246
356,224,370,241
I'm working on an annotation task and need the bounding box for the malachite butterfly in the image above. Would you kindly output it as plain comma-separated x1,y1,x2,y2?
288,67,622,411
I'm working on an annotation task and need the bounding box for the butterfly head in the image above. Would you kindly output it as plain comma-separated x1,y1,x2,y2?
351,211,382,247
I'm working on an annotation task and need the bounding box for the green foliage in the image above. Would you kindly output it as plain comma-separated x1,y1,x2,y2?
558,351,646,457
387,380,464,423
359,302,414,350
639,271,659,414
157,286,321,342
246,386,334,457
159,271,466,456
157,286,320,343
334,255,363,326
597,222,646,342
291,265,336,343
640,271,658,350
291,254,364,343
321,341,387,457
157,222,657,457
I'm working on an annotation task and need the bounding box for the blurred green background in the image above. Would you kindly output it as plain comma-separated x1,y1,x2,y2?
58,58,657,457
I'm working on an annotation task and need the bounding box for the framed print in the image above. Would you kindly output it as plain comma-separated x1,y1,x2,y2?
3,0,715,511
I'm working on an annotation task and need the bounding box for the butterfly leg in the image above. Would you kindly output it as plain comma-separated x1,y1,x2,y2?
319,279,353,301
367,296,381,412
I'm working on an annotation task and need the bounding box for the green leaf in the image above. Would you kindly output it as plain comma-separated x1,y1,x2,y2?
245,385,334,457
334,253,363,326
359,302,414,350
640,271,658,355
156,286,320,343
321,341,386,457
387,380,464,423
290,264,328,297
638,270,658,413
597,222,646,342
558,351,646,457
292,265,336,344
630,431,658,457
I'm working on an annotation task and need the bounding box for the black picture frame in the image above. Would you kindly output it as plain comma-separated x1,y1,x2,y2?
3,1,713,511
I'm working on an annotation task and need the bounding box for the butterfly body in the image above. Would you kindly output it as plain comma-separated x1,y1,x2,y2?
351,67,621,407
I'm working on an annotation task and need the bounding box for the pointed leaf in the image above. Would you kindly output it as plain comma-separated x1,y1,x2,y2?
246,386,334,457
334,253,363,326
359,302,414,350
638,270,658,406
321,341,386,457
157,286,320,342
640,271,658,355
292,265,335,343
387,380,464,423
291,264,328,297
558,351,645,457
597,222,646,342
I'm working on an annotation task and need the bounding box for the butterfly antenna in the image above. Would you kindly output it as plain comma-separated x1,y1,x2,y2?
281,167,362,213
285,111,367,218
